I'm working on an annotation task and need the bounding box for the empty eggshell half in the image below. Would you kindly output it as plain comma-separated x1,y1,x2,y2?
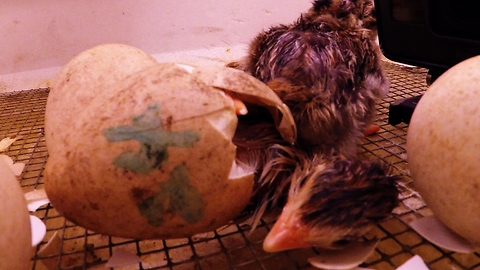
409,215,475,253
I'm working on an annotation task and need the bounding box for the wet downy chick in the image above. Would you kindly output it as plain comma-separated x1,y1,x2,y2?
233,107,400,248
233,117,400,251
231,0,400,251
263,155,400,252
237,0,388,157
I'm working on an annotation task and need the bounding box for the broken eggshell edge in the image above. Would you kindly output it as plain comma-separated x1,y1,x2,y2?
409,215,475,253
308,239,379,270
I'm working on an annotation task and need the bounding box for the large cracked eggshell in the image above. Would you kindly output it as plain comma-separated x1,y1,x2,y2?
45,43,297,239
45,62,257,239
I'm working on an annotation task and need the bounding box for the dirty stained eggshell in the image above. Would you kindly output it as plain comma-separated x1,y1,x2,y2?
407,55,480,245
45,43,158,156
44,44,296,239
45,63,250,239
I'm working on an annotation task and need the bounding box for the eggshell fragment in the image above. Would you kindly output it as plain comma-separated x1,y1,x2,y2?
37,231,62,270
396,255,429,270
409,215,475,253
24,189,50,212
105,249,142,268
0,136,21,152
30,215,47,246
308,239,379,270
0,154,25,176
192,66,297,144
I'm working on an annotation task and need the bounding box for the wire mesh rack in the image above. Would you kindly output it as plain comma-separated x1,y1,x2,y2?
1,61,480,270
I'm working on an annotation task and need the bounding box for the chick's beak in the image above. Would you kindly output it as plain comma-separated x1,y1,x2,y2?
263,205,311,252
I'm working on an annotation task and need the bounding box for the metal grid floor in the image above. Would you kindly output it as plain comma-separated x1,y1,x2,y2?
1,61,480,270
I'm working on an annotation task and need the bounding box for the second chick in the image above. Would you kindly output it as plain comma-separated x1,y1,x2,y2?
236,0,388,157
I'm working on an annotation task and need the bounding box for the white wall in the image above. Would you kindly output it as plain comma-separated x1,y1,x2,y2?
0,0,312,92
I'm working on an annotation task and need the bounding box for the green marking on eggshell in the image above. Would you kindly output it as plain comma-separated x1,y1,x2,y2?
137,165,205,227
103,104,200,174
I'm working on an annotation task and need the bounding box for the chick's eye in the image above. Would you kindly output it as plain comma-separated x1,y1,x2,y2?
332,239,351,246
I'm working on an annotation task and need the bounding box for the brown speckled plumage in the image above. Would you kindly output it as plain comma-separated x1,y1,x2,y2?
237,0,388,157
234,117,400,249
276,155,400,249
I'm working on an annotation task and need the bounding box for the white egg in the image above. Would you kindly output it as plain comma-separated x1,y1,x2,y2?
407,55,480,245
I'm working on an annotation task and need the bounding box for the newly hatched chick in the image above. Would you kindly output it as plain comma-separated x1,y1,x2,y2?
233,106,400,251
236,0,388,157
231,0,400,252
262,155,400,251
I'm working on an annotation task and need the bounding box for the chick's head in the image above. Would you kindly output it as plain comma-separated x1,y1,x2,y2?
263,157,400,252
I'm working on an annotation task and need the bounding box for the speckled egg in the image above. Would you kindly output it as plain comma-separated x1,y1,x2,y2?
407,55,480,245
